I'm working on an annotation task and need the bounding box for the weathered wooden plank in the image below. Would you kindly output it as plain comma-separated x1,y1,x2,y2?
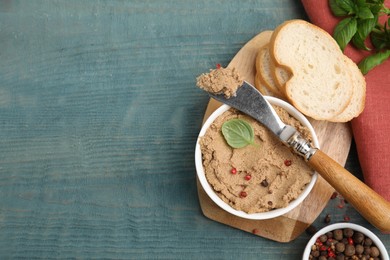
0,0,387,259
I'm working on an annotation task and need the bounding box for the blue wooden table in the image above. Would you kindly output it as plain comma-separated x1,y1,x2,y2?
0,1,388,259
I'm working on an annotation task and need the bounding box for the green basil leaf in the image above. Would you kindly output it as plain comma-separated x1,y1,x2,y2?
352,17,377,50
365,0,384,5
352,33,370,50
358,49,390,74
221,119,254,149
371,27,390,50
357,6,374,19
333,17,358,51
358,16,377,37
368,3,382,14
385,19,390,37
356,0,366,6
336,0,356,14
329,0,350,16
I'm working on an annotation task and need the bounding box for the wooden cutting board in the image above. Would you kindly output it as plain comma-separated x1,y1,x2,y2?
196,31,353,243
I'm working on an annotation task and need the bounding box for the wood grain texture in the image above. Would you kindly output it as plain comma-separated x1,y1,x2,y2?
0,1,388,259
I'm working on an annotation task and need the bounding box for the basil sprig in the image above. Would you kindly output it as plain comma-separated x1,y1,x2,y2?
358,49,390,74
329,0,390,74
221,119,255,149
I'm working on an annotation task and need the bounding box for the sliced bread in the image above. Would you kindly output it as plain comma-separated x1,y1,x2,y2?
272,64,291,92
254,74,273,96
256,44,285,98
331,57,366,122
270,19,354,120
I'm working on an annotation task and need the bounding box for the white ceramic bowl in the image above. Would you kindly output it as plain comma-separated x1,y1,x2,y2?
195,96,319,220
302,223,389,260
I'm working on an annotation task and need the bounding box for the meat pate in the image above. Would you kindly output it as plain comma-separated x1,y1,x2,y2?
199,107,314,213
196,67,243,98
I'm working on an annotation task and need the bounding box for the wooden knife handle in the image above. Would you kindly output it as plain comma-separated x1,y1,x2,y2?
308,149,390,233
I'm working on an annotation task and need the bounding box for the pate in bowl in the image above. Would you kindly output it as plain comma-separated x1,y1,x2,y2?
195,96,319,220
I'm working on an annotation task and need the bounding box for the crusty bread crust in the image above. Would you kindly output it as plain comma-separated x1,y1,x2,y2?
252,30,275,95
270,19,354,121
271,64,291,93
254,74,273,96
256,44,285,99
331,57,366,122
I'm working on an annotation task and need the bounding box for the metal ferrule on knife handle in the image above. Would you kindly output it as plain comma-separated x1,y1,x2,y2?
286,131,318,161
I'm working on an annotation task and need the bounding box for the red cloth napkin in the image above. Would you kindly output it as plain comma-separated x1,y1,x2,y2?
301,0,390,202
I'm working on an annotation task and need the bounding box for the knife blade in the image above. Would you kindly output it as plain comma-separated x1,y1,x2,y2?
206,80,390,232
208,81,317,160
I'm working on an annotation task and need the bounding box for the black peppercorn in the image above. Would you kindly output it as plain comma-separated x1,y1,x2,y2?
333,229,343,241
370,246,380,257
319,234,328,243
312,249,320,257
355,244,364,255
364,237,373,246
335,242,345,253
324,214,331,224
344,244,355,256
364,247,371,255
326,231,333,238
353,232,364,244
261,179,268,187
343,228,354,238
306,225,317,235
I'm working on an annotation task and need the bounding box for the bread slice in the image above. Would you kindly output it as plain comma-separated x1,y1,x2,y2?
271,64,291,92
253,31,290,100
331,57,366,122
254,74,273,96
251,30,275,95
270,20,354,120
256,44,285,98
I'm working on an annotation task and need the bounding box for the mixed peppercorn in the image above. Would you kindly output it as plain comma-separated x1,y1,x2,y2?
309,228,382,260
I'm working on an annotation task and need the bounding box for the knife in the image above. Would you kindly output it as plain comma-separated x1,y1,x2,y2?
208,81,390,232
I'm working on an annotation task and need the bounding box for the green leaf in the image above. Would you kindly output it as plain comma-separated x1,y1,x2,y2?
221,119,255,149
358,49,390,74
371,21,390,50
358,16,377,37
365,0,384,5
352,33,370,50
329,0,350,16
371,30,389,50
337,0,357,14
357,6,375,19
333,17,358,51
356,0,366,6
368,3,382,14
352,17,377,50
